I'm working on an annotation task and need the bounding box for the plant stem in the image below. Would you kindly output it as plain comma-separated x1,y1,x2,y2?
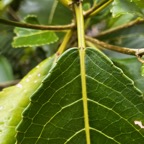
86,40,96,48
0,18,75,31
86,36,144,63
84,0,113,18
74,2,90,144
0,0,113,32
90,0,113,17
57,30,73,55
85,35,137,55
52,30,73,66
96,18,144,38
74,3,85,48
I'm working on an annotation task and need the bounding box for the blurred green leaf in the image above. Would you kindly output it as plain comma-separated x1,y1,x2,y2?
50,1,72,25
113,58,144,94
0,55,55,144
111,0,144,17
0,0,13,13
98,21,144,48
0,55,14,82
19,0,73,25
19,0,55,24
107,14,134,28
141,65,144,77
0,24,23,58
17,48,144,143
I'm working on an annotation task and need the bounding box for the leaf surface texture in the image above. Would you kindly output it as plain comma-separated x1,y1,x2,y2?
17,48,144,144
12,27,58,48
0,55,55,144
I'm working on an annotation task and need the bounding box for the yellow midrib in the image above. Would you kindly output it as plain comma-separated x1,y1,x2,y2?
74,1,91,143
79,48,91,144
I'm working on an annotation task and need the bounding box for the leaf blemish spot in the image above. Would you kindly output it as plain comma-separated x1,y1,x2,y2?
0,106,4,110
16,84,23,89
34,80,38,83
26,78,30,82
38,73,41,77
28,75,32,78
134,121,144,129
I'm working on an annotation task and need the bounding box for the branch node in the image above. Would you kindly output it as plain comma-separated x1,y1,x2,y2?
136,49,144,64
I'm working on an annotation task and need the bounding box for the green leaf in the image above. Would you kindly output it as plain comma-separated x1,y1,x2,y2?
24,15,40,25
113,58,144,94
17,48,144,143
0,55,55,144
0,55,14,82
12,29,58,48
111,0,144,17
12,16,59,48
107,14,134,28
0,0,12,13
51,1,73,25
0,24,24,64
18,0,53,24
19,0,73,25
141,65,144,77
132,0,144,8
98,21,144,49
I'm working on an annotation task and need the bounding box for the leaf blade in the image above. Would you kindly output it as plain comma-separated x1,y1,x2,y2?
12,15,59,48
111,0,144,17
12,30,59,48
0,55,14,82
16,48,144,143
0,55,55,144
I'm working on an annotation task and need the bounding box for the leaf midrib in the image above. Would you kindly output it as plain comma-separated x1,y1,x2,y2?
79,48,91,144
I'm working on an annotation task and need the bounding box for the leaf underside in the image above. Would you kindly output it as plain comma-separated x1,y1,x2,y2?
0,55,55,144
17,47,144,144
